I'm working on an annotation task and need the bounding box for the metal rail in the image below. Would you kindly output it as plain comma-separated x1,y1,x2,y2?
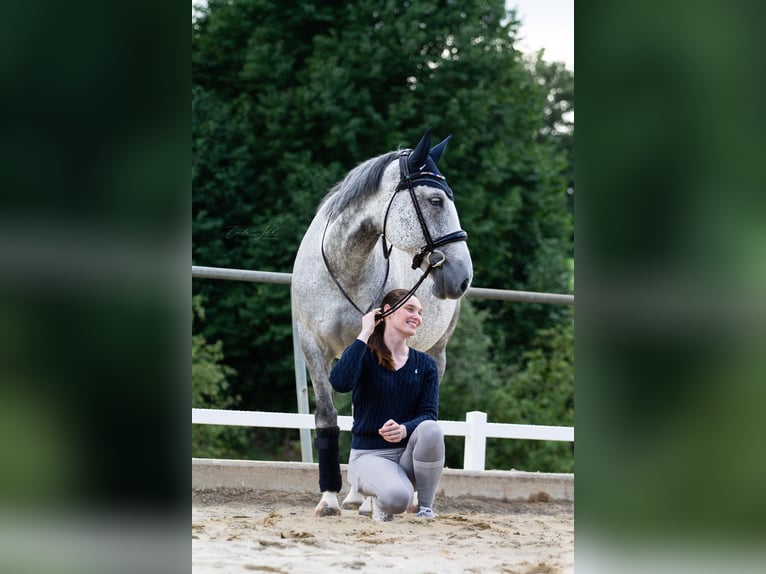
192,265,575,305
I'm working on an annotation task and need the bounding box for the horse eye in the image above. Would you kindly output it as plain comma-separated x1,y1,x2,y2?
429,197,443,207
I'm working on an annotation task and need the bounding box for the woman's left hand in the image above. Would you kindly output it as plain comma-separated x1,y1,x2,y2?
379,419,407,443
357,308,382,342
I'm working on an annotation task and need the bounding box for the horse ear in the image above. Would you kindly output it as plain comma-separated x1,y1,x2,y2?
429,134,452,165
408,128,433,170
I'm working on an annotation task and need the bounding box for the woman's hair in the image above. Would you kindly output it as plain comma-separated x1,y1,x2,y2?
367,289,411,371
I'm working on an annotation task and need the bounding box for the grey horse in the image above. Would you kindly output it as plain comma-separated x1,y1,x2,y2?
291,129,473,516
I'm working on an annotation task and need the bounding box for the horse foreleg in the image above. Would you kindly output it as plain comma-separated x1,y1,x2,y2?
314,490,342,517
359,496,372,516
341,484,365,509
340,463,363,509
312,371,343,517
313,423,342,516
407,491,420,513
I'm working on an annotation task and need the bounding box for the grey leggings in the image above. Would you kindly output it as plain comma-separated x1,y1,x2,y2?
348,420,445,514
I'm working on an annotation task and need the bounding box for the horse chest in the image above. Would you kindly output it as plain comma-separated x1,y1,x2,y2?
408,302,457,351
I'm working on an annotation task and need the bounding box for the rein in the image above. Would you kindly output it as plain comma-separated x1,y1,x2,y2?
321,149,468,318
320,214,390,316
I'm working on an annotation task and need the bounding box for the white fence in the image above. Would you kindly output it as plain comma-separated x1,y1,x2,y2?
192,265,574,471
193,407,573,472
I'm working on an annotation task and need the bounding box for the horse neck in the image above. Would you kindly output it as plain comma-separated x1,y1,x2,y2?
323,207,385,286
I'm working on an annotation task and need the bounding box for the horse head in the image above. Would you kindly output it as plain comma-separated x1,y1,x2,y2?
382,128,473,299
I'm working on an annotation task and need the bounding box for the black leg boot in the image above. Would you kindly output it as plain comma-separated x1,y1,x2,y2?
314,426,342,493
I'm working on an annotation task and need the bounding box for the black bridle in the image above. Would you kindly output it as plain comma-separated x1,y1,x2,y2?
321,149,468,318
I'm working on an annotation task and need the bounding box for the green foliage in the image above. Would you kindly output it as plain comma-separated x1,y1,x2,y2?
439,300,512,468
192,295,249,458
440,302,574,473
193,297,230,404
192,0,574,470
534,57,574,183
533,57,574,247
485,309,575,472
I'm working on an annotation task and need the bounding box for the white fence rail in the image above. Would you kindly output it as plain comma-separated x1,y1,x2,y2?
192,408,573,471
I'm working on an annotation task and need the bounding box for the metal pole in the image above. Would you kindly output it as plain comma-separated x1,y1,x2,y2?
291,308,313,462
466,286,574,306
191,265,574,306
192,265,291,285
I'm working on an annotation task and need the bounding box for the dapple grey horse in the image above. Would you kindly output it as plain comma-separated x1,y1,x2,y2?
291,129,473,516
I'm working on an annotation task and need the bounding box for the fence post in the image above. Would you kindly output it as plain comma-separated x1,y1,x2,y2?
291,310,313,463
463,411,487,471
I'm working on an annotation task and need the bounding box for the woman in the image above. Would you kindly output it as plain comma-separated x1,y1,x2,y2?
329,289,445,521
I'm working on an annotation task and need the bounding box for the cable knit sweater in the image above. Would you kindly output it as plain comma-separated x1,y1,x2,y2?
329,339,439,450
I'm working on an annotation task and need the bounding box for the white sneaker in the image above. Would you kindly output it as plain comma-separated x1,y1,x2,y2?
414,506,437,519
372,497,394,522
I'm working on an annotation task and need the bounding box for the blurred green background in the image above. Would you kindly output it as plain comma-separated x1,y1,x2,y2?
576,0,766,569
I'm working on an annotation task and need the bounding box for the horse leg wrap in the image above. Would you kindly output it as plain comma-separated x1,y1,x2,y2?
314,426,342,493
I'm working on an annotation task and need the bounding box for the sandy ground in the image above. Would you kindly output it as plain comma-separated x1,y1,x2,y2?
192,488,574,573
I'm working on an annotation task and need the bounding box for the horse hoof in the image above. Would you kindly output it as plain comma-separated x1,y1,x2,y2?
341,492,365,510
358,496,372,517
406,492,420,513
314,504,342,518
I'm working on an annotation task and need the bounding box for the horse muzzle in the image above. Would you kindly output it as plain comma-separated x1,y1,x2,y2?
428,243,473,299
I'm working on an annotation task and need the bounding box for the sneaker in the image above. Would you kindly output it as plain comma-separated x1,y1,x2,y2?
414,506,437,519
372,497,394,522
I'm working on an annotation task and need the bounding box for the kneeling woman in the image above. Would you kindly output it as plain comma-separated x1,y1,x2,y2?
329,289,445,521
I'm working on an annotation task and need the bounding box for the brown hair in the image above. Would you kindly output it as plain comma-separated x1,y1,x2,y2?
367,289,411,371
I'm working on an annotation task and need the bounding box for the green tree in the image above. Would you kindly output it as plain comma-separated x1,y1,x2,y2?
439,300,511,468
534,57,574,188
486,309,574,472
439,302,574,473
192,295,249,458
534,56,574,250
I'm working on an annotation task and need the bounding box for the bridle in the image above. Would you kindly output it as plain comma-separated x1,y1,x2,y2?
321,149,468,318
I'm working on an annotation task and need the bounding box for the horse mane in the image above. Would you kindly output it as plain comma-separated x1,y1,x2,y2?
318,151,399,221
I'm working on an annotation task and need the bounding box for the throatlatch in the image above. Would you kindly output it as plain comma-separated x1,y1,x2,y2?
314,426,343,493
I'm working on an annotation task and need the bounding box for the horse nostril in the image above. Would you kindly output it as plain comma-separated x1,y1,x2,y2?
460,279,469,293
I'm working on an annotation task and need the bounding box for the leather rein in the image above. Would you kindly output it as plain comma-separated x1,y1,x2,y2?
321,149,468,318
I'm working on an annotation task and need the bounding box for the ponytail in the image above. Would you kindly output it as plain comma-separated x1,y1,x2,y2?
367,289,410,371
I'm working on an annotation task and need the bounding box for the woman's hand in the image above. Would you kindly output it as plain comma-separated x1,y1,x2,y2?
357,308,382,342
379,419,407,443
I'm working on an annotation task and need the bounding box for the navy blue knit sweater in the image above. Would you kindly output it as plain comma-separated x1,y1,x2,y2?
329,339,439,450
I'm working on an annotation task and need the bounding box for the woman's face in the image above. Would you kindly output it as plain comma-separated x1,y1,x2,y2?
385,296,423,337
